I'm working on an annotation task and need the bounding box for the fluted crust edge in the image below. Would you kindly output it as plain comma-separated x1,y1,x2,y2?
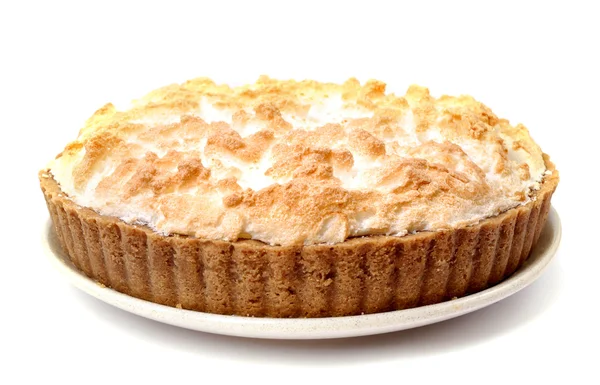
40,155,558,318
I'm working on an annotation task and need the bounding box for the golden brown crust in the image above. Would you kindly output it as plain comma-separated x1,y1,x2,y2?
40,156,558,318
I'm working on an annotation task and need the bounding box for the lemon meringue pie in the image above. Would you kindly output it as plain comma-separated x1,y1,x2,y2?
40,77,558,317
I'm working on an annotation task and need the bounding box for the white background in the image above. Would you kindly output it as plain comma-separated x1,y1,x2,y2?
1,0,598,383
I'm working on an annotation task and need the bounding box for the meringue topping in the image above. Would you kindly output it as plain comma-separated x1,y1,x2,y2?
49,76,547,246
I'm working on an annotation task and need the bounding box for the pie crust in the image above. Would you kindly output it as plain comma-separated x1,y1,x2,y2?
40,155,558,317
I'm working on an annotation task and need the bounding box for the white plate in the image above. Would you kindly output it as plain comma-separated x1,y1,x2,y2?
42,207,561,340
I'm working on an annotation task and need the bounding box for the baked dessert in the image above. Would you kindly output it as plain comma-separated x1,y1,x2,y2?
40,76,558,317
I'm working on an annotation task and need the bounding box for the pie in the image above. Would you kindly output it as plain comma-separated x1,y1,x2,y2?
40,77,559,317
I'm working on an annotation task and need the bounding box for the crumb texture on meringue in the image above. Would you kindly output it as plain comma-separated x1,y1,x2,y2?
48,76,547,246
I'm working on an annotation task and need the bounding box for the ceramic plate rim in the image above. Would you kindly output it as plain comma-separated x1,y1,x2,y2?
42,207,561,339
